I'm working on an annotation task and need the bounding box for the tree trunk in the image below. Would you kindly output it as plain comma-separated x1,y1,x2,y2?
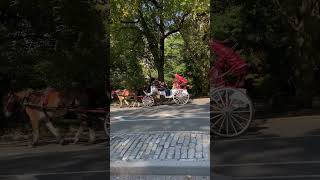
157,36,165,81
296,50,315,108
158,4,165,82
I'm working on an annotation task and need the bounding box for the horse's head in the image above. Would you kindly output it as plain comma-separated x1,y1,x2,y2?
111,90,117,99
2,91,21,117
2,89,33,117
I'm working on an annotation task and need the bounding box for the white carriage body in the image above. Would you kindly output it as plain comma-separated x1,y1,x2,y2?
142,85,190,106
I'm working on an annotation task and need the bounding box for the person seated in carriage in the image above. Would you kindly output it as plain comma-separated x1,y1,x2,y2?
158,80,171,96
148,77,172,97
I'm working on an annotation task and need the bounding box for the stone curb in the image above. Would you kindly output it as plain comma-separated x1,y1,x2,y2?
111,160,210,176
111,131,209,137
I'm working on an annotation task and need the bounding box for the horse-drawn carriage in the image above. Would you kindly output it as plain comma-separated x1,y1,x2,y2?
141,77,190,107
142,86,190,107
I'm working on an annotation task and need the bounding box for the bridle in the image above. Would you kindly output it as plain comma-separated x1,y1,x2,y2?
4,91,30,115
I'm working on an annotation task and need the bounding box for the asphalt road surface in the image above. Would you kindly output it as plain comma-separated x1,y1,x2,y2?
110,98,210,134
213,115,320,180
0,139,108,180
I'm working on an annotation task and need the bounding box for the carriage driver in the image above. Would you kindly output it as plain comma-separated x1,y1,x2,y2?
149,77,170,96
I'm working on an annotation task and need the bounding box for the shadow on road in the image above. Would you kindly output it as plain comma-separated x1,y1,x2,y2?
213,114,320,178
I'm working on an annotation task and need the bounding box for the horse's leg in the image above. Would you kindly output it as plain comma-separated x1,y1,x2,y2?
124,99,130,106
26,108,40,147
118,96,123,107
73,114,96,144
73,114,85,144
128,98,133,107
131,96,137,107
88,118,96,144
73,125,83,144
42,111,63,144
31,121,40,148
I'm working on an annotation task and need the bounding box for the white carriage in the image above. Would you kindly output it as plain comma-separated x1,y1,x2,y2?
142,85,190,107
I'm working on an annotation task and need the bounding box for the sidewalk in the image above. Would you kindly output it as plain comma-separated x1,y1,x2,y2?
110,175,209,179
110,131,210,176
111,174,232,180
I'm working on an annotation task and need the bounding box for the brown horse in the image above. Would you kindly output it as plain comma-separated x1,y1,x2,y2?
111,89,137,107
3,88,96,147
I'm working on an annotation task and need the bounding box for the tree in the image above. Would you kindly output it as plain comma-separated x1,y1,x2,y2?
179,10,210,96
272,0,320,107
112,0,208,81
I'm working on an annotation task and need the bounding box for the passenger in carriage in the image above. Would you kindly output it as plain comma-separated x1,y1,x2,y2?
158,81,171,97
158,81,167,91
149,77,170,97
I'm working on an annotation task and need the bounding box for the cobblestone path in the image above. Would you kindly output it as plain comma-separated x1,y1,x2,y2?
110,131,210,161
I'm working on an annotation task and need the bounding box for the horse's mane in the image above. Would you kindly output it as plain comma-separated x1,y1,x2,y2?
16,87,57,96
18,88,34,94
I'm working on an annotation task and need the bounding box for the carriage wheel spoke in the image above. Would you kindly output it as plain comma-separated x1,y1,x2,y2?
226,115,229,135
230,115,244,129
229,94,235,108
210,104,221,111
211,98,222,109
230,116,238,134
225,89,229,107
210,113,223,120
217,91,226,107
182,96,188,103
176,95,187,104
232,113,249,122
212,114,224,127
211,110,222,113
232,110,251,113
218,116,226,133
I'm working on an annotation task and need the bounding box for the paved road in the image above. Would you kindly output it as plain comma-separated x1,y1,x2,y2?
110,98,213,178
0,142,108,180
213,115,320,180
110,99,210,134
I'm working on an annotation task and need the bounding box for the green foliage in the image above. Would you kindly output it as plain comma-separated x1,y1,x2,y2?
0,0,107,92
211,5,243,40
180,9,210,96
163,34,185,85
